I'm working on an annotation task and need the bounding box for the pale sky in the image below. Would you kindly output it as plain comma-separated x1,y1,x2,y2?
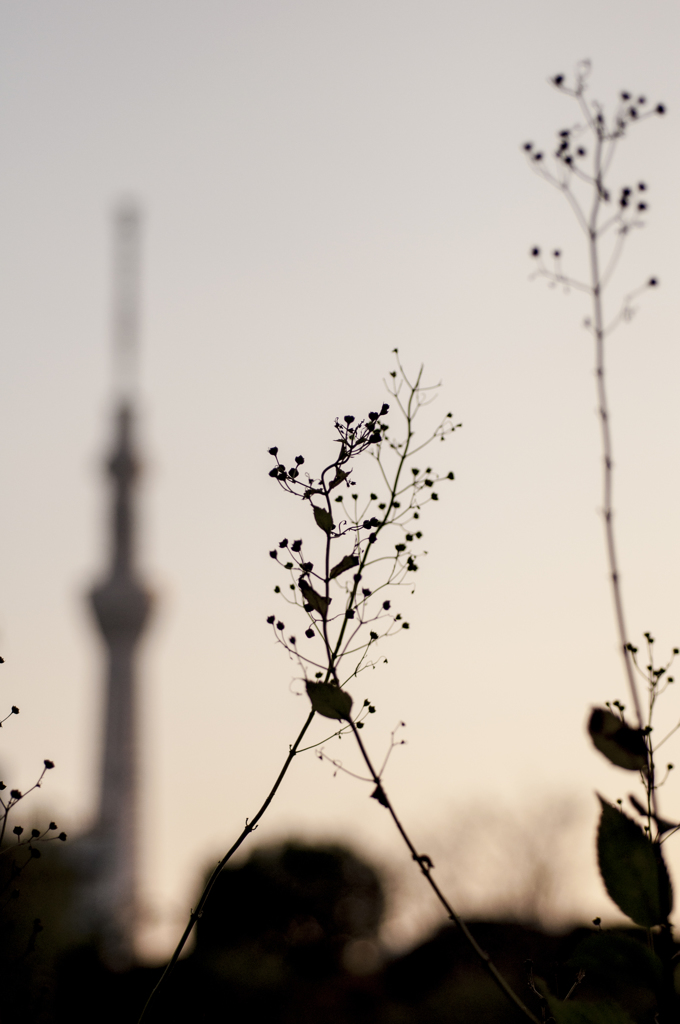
1,1,680,959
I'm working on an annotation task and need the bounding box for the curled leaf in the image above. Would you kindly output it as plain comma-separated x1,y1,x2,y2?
299,579,330,617
329,554,359,580
371,784,389,807
305,681,353,720
313,506,334,534
597,795,673,927
329,470,349,491
628,794,678,836
588,708,647,771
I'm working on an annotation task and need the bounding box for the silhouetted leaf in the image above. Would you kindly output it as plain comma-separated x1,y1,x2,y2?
566,932,661,992
629,793,679,836
588,709,647,771
541,990,633,1024
371,785,389,807
313,506,334,534
329,470,349,491
305,681,353,720
299,579,330,617
329,554,359,579
597,796,673,927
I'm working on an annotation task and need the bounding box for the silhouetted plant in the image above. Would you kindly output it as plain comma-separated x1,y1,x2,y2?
527,62,678,1021
0,662,67,904
140,354,542,1023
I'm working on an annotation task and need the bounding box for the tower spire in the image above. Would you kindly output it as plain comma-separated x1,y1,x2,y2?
87,201,153,966
112,201,141,403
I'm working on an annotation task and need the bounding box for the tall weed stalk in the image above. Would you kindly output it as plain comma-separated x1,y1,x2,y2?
527,62,679,1020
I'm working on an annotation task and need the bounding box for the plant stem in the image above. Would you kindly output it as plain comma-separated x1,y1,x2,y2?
348,721,540,1024
588,133,644,731
137,709,315,1023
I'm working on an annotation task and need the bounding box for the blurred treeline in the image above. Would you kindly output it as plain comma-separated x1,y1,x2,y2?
1,836,672,1023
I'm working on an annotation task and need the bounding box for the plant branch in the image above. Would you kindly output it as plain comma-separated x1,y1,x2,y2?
347,720,540,1024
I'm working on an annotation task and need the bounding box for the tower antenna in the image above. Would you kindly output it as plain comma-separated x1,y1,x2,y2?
112,200,142,402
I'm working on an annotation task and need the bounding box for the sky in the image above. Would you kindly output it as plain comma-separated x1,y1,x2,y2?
1,0,680,960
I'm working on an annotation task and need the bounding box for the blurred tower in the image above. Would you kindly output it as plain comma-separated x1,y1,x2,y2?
86,203,153,966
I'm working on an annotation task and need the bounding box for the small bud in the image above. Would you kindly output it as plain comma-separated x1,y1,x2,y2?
531,247,540,257
43,760,54,769
31,828,40,838
305,628,314,638
276,621,284,631
383,601,391,610
649,278,658,286
49,822,57,830
553,74,564,86
291,540,302,553
13,825,23,835
268,447,278,456
370,632,378,641
30,847,41,858
269,550,277,559
380,403,389,415
656,103,666,114
295,455,305,465
10,789,22,800
267,615,275,624
344,415,355,424
58,832,67,841
11,706,19,715
279,539,288,548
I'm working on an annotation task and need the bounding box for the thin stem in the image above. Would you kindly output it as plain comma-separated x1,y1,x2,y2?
347,721,540,1024
137,710,315,1023
588,143,644,731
